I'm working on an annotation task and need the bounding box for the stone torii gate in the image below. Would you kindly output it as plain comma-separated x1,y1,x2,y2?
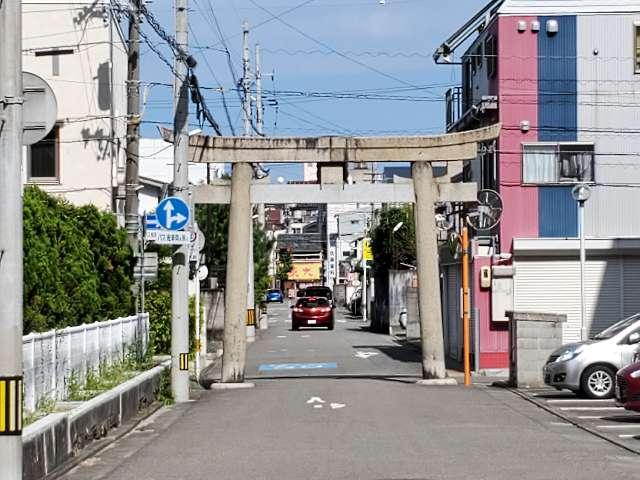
161,124,500,384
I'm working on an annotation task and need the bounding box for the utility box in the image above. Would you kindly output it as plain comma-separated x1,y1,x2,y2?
492,265,514,322
507,311,566,388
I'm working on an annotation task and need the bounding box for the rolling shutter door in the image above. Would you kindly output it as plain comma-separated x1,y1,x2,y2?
445,265,461,361
514,257,622,344
624,257,640,317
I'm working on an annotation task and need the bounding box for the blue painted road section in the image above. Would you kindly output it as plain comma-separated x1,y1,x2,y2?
259,363,337,372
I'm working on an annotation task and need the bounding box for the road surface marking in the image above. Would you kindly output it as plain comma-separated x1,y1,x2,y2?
313,404,323,409
337,320,347,323
354,351,380,359
280,349,288,352
577,416,605,419
597,425,640,430
550,422,572,427
559,407,621,411
546,398,613,403
330,403,346,409
307,397,325,404
258,363,337,372
277,335,287,338
301,335,310,338
619,434,639,438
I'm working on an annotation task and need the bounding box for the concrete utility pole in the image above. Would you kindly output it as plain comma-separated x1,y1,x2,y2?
222,162,253,382
125,0,141,250
242,22,256,342
0,0,24,477
412,162,447,379
171,0,190,403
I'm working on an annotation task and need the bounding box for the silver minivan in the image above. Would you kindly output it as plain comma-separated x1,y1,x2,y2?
543,313,640,398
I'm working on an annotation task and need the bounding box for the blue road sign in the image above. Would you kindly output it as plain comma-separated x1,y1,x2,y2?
258,363,337,372
145,214,160,230
156,197,190,231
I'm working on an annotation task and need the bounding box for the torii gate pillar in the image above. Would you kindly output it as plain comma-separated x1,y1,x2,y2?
221,162,252,383
412,161,446,379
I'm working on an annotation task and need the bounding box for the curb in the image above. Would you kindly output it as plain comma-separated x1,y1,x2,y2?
500,384,640,456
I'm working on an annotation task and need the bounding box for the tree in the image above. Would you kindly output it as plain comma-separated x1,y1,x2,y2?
276,249,293,286
195,204,229,283
369,206,416,275
23,186,134,333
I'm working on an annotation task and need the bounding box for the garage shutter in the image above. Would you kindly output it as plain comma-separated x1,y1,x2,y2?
623,257,640,317
514,257,623,344
445,265,461,360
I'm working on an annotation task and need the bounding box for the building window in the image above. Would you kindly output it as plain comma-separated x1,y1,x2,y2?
485,35,497,78
522,143,594,184
28,125,59,182
635,23,640,74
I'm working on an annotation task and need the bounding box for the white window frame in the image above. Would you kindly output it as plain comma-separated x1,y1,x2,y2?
521,142,595,185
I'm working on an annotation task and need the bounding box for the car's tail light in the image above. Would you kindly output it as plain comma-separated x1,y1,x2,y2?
293,308,303,313
319,307,331,313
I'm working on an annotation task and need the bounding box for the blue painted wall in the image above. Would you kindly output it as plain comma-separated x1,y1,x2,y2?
538,186,578,237
538,15,578,238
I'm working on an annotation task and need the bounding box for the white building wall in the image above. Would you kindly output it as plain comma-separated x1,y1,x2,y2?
22,1,128,218
577,13,640,237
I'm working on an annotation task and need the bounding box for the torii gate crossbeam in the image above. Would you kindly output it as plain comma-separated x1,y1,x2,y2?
160,124,501,384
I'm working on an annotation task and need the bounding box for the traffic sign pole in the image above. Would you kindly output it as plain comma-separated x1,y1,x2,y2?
171,0,190,404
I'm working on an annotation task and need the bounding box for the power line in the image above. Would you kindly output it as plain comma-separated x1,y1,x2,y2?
246,0,439,96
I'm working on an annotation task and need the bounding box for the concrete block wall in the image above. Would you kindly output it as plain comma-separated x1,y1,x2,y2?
22,363,168,480
508,311,566,388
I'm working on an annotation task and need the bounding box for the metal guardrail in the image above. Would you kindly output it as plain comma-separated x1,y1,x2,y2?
21,314,149,413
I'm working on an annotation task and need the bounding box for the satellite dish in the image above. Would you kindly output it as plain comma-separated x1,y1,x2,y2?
467,189,503,231
22,72,58,146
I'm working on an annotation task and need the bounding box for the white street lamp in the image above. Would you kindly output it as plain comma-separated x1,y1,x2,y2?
572,183,591,341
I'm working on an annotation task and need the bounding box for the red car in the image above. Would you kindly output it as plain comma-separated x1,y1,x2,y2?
616,362,640,412
291,297,334,331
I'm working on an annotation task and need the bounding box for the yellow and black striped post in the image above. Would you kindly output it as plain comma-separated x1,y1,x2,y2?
246,308,256,327
179,353,189,371
0,377,22,436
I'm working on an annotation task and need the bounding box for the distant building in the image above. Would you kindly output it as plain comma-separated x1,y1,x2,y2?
437,0,640,370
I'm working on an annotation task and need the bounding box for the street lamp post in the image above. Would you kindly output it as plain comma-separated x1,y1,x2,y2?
572,184,591,341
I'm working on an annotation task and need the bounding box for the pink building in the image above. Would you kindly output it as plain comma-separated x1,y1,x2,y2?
436,0,640,372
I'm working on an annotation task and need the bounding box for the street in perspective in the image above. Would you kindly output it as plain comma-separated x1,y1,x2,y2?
2,1,640,479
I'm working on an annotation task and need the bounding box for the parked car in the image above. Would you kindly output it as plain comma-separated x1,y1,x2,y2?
304,286,334,307
291,297,334,331
616,360,640,412
265,289,284,303
543,313,640,399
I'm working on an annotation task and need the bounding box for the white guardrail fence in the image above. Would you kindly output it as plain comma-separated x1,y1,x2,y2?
22,314,150,413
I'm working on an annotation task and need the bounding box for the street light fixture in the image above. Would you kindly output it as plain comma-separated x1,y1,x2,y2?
572,183,591,341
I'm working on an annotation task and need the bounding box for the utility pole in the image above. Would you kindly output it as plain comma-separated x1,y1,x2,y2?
255,43,264,136
242,22,256,341
171,0,190,403
125,0,141,251
0,0,24,477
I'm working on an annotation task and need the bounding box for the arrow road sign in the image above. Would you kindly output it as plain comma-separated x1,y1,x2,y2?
306,397,325,404
156,196,190,231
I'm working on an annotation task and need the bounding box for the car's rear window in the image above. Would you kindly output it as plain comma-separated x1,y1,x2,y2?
267,289,281,294
305,288,332,299
297,298,329,308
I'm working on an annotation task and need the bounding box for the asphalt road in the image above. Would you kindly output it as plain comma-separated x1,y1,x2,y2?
61,304,640,480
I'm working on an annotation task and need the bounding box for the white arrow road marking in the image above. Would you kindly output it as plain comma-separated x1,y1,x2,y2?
354,351,380,359
337,319,347,323
163,200,187,229
313,405,323,409
277,335,287,338
330,403,346,409
306,397,325,404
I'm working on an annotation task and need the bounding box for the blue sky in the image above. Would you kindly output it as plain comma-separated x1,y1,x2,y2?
139,0,484,180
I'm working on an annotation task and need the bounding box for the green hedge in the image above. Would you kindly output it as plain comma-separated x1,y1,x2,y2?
23,186,134,333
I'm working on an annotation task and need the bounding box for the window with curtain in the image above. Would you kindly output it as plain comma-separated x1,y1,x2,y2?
522,143,594,184
635,23,640,74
